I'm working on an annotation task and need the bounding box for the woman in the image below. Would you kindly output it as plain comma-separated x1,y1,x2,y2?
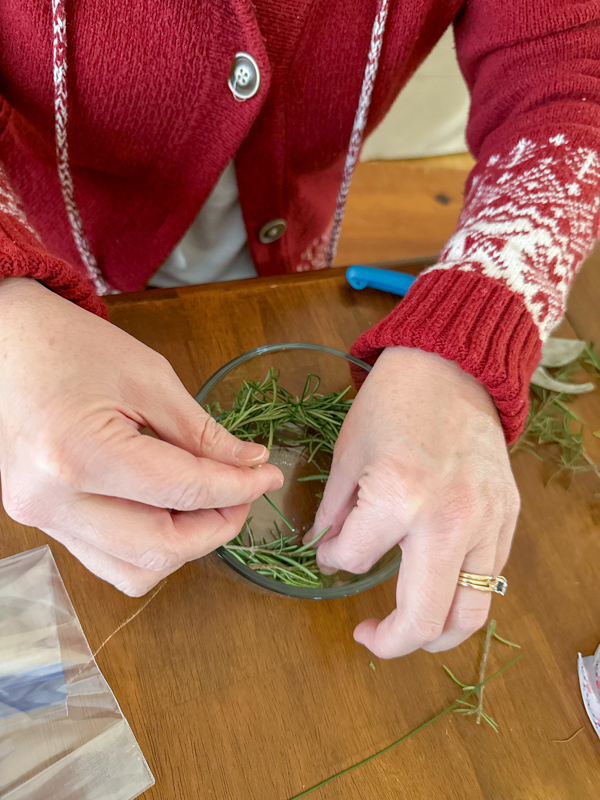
0,0,598,658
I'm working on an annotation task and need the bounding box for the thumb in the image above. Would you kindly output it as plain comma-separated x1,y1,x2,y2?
141,368,270,467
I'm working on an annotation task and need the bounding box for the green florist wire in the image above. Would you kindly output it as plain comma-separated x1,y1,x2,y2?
205,369,353,587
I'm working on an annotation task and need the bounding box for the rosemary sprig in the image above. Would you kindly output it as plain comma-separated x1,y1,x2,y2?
582,342,600,373
287,620,522,799
225,521,332,588
206,369,352,588
443,619,521,729
211,370,352,463
511,341,600,483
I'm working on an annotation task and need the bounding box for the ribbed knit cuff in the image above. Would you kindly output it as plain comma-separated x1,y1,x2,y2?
0,214,107,318
351,269,542,444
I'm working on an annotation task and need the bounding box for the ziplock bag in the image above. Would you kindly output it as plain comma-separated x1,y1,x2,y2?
0,546,154,800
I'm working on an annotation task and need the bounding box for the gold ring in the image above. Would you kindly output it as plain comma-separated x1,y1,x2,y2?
458,571,507,596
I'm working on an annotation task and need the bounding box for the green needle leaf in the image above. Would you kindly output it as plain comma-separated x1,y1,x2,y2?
492,631,522,648
442,665,471,689
262,494,295,532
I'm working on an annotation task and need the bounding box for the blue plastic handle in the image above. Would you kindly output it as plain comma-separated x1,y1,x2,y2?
346,265,416,296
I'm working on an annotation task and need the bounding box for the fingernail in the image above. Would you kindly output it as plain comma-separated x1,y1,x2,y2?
302,528,315,544
316,552,338,576
353,630,366,646
318,563,338,576
234,442,268,463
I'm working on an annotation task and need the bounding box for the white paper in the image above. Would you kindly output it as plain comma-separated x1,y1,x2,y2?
578,643,600,739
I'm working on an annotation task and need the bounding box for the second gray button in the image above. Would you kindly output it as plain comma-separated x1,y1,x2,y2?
258,219,287,244
228,52,261,101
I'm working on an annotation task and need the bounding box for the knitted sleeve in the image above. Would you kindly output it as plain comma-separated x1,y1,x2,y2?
0,163,107,317
352,0,600,443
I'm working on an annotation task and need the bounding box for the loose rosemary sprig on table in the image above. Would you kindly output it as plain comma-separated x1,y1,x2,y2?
287,620,522,800
206,369,353,587
511,342,600,483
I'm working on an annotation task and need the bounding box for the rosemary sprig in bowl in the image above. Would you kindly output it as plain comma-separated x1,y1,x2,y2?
225,521,331,588
207,368,355,590
196,343,401,598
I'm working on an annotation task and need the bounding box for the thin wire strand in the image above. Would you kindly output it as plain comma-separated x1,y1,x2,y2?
552,727,583,743
90,579,167,661
68,579,167,685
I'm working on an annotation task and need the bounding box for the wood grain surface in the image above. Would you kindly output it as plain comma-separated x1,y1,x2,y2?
1,160,599,799
334,154,475,266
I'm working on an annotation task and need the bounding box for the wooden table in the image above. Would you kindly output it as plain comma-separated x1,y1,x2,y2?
1,253,599,800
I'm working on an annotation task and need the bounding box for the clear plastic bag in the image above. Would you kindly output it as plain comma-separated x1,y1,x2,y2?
0,546,154,800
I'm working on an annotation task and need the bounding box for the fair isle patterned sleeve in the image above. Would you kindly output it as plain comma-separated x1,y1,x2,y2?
352,0,600,443
0,163,106,316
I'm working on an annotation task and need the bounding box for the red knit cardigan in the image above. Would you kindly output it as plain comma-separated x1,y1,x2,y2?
1,0,599,442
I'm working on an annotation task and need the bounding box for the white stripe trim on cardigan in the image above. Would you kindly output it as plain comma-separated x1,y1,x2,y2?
52,0,114,296
326,0,390,268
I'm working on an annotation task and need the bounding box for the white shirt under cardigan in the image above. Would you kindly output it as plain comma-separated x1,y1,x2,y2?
149,162,256,288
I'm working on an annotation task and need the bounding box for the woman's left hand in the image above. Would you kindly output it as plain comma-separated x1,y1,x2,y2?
310,346,520,658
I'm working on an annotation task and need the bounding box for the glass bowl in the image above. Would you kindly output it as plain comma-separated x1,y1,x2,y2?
195,343,401,599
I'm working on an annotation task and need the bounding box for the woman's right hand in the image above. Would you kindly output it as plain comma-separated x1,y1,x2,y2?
0,278,283,595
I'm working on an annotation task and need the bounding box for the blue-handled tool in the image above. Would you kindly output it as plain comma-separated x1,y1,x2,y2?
346,265,416,296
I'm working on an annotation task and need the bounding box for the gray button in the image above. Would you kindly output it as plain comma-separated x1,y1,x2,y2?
228,52,260,101
258,219,287,244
